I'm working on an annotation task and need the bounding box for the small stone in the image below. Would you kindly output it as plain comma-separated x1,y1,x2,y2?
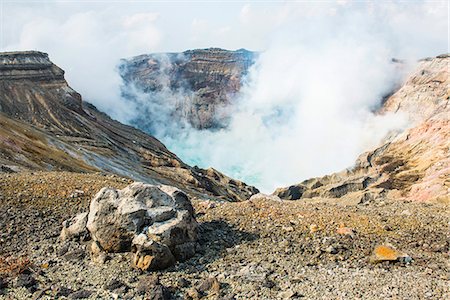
196,277,220,294
90,241,107,264
177,277,191,288
237,265,267,282
56,286,74,297
58,244,70,256
136,275,160,295
60,212,88,241
132,236,175,271
262,279,276,288
148,284,171,300
400,209,412,216
69,189,85,198
278,289,296,299
383,225,393,231
92,252,107,265
186,288,200,300
0,277,7,290
336,226,355,236
399,256,413,264
105,279,129,293
16,274,37,292
282,226,294,232
309,224,319,233
325,246,338,254
64,249,85,261
90,240,103,255
370,244,410,263
69,290,92,299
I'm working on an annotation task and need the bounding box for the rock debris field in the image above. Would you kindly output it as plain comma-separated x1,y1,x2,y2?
0,171,448,299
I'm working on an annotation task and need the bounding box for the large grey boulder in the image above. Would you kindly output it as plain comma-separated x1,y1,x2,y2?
61,182,198,271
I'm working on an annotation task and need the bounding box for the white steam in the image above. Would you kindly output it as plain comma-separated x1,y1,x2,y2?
124,2,447,192
158,47,408,191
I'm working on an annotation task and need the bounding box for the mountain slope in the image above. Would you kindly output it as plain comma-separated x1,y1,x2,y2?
274,54,449,203
0,51,258,201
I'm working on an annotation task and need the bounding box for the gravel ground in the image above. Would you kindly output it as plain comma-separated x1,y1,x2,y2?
0,171,448,299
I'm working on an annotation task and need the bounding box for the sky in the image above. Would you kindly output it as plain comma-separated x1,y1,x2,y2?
1,0,448,192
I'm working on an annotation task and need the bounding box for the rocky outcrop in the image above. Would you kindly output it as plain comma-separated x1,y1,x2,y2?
60,212,88,242
0,51,258,201
274,54,449,203
120,48,256,129
61,182,198,271
0,51,65,82
380,54,449,122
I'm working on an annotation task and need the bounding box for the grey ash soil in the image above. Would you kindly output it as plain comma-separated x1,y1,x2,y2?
0,172,448,299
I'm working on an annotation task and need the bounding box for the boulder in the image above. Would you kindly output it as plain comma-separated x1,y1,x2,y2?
60,212,88,241
61,182,198,270
131,234,175,271
90,241,107,265
273,185,306,200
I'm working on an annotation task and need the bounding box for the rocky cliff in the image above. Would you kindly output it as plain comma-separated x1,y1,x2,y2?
0,51,258,201
274,54,449,203
119,48,256,130
0,51,65,82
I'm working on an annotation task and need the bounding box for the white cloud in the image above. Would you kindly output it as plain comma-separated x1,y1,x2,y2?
123,12,159,28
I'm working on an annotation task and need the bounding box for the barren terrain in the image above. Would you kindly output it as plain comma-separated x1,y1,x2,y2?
1,172,448,299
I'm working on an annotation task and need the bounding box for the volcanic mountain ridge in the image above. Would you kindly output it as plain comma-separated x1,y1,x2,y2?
0,51,258,201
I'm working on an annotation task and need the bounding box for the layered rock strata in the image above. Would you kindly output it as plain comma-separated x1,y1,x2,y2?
0,51,258,201
120,48,256,129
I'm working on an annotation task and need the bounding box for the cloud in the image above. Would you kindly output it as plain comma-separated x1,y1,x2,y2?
2,4,162,122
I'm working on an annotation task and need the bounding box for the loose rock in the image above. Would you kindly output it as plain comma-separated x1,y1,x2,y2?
16,274,37,292
60,182,198,270
196,276,220,294
69,290,92,299
60,212,88,241
370,244,411,263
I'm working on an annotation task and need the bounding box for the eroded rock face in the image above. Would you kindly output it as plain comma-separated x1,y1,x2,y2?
0,51,65,82
120,48,256,130
61,182,198,270
380,54,449,123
